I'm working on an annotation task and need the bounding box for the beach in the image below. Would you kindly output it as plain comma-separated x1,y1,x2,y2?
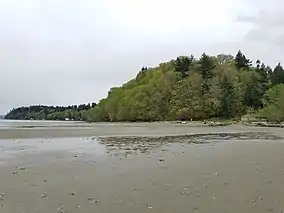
1,122,284,212
0,121,283,139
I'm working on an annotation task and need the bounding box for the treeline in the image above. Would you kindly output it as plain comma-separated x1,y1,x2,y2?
5,103,96,121
87,51,284,122
5,50,284,122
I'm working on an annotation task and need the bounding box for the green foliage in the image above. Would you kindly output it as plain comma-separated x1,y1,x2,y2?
170,73,204,119
235,50,252,70
199,53,216,79
241,71,265,109
84,50,282,122
258,84,284,122
219,74,237,118
271,63,284,85
5,51,284,122
217,54,234,65
5,104,94,121
173,55,194,78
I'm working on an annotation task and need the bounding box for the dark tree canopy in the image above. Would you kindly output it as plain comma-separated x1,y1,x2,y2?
235,50,252,70
219,74,237,118
5,104,94,121
173,55,194,78
271,63,284,85
199,53,216,79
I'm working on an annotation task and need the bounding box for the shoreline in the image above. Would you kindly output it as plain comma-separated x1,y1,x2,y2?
0,123,283,139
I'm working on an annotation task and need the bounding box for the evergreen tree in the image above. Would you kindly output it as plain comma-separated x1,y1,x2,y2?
271,63,284,85
256,59,261,69
199,53,216,79
173,55,194,78
219,75,236,118
243,72,264,109
235,50,252,70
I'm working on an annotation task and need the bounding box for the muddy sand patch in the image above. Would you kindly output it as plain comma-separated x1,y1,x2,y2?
96,132,283,156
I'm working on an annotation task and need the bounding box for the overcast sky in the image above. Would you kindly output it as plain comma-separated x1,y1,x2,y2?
1,0,284,114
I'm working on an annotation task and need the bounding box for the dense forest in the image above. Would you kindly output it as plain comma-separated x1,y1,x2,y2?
5,104,95,121
5,50,284,122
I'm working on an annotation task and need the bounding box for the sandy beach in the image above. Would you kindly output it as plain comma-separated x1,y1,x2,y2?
1,122,284,213
0,122,283,139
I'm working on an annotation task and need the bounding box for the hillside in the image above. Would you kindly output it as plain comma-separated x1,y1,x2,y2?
87,51,284,122
6,50,284,122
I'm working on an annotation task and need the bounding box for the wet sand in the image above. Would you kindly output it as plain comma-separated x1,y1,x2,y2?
1,124,284,212
0,122,283,139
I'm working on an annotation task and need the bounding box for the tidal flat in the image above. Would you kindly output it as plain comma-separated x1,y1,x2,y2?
1,123,284,213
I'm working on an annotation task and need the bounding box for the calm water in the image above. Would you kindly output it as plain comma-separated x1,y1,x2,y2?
0,119,85,129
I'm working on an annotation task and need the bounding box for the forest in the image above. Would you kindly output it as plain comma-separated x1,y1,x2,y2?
5,104,95,121
5,50,284,122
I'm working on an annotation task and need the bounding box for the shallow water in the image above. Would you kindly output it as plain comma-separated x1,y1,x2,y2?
1,132,284,213
0,119,89,130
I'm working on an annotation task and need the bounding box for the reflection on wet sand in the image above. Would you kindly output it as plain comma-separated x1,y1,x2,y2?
0,130,284,213
97,131,282,156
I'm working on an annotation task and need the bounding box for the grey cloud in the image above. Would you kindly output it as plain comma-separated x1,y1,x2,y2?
237,1,284,47
238,11,284,27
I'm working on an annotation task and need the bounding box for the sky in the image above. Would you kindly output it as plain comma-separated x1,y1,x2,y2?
1,0,284,114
